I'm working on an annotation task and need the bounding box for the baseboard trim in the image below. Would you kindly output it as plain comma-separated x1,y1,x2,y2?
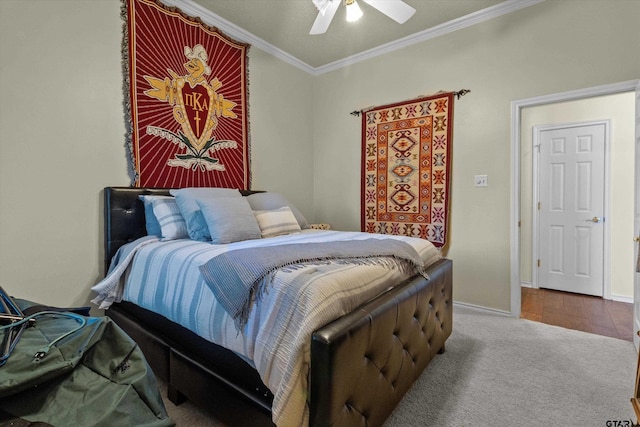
453,301,511,317
611,294,633,304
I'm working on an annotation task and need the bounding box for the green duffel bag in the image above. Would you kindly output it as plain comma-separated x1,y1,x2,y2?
0,299,173,427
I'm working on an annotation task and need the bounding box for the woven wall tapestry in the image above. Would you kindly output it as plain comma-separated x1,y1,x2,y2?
361,92,454,248
123,0,250,189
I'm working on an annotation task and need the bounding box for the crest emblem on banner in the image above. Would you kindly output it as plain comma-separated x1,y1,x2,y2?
144,44,238,171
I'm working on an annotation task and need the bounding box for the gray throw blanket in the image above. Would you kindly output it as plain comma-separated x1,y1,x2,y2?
199,238,427,329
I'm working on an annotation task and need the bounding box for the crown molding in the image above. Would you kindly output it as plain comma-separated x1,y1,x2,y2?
315,0,545,74
162,0,317,74
164,0,545,76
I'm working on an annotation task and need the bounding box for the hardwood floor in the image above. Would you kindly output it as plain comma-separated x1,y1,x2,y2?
520,287,634,342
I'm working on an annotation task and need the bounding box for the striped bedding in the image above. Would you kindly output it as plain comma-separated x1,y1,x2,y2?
92,229,441,426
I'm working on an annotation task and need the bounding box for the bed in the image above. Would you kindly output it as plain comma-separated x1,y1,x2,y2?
95,186,453,427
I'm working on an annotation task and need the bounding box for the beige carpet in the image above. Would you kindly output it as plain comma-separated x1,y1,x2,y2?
160,305,638,426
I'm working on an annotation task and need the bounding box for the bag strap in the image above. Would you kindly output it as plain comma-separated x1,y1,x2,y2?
21,305,91,317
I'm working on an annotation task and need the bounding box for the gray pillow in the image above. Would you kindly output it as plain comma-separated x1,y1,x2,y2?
246,192,309,229
197,197,261,244
170,187,241,241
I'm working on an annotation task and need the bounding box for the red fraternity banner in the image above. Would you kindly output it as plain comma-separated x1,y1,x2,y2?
361,92,454,249
124,0,250,189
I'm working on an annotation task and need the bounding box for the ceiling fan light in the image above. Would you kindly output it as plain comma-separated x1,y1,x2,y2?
345,0,363,22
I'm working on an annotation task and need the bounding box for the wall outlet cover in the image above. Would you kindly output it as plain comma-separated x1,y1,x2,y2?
474,175,488,187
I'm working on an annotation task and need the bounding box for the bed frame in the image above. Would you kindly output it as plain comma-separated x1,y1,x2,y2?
102,186,453,427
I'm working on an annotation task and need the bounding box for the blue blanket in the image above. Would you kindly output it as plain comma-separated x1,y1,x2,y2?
199,238,426,328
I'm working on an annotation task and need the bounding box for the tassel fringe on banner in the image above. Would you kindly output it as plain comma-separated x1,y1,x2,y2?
350,89,470,116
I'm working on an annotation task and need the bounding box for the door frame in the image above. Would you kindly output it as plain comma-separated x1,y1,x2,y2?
634,80,640,350
510,79,639,318
531,120,611,298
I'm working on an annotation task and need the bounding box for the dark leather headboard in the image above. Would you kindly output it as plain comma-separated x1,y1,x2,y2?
104,187,260,274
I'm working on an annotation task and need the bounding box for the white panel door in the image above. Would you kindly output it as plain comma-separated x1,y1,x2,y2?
538,123,606,296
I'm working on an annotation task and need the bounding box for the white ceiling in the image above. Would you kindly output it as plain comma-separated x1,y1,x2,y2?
168,0,544,74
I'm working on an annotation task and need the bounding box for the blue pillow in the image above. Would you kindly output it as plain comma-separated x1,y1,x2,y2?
138,195,168,237
197,197,261,244
170,188,241,241
138,196,188,240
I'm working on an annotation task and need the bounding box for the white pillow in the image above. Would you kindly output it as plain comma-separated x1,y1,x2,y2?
196,197,261,244
246,192,309,229
253,207,302,238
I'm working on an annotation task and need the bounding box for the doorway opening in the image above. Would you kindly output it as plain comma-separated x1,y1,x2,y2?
510,80,639,321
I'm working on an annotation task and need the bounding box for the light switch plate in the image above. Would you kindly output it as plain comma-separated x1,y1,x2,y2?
474,175,488,187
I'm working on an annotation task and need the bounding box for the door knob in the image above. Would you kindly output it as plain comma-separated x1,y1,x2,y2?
585,216,601,223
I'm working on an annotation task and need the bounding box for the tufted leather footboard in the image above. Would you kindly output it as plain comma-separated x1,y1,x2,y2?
309,258,452,427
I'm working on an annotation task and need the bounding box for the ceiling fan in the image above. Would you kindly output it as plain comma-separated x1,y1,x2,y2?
310,0,416,35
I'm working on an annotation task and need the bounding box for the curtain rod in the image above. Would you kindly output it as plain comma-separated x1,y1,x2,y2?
350,89,470,117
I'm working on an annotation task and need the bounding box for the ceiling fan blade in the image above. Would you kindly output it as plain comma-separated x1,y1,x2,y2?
362,0,416,24
310,0,340,35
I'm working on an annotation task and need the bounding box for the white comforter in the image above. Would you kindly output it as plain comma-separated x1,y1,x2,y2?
92,229,441,426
